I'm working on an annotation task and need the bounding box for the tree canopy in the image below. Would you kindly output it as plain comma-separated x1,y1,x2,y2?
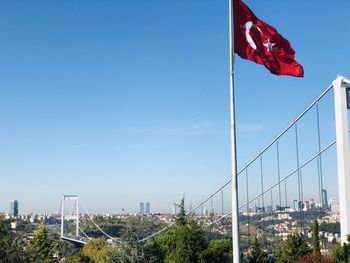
28,223,56,263
275,232,311,263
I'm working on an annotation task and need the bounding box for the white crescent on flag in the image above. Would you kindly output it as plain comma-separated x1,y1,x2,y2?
244,21,262,50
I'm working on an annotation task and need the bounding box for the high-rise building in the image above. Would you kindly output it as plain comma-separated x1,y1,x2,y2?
266,205,273,213
276,205,290,211
139,202,144,214
329,197,337,209
145,202,150,214
173,204,177,215
298,201,304,210
309,198,315,210
204,207,208,216
10,200,18,217
293,200,298,210
322,189,329,209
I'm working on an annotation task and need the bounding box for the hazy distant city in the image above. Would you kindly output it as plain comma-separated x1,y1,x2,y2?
1,190,342,260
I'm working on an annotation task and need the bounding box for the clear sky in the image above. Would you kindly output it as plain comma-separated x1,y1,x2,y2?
0,0,349,214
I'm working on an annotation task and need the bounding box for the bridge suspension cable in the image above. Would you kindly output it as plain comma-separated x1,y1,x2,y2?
138,84,335,242
240,139,336,210
80,202,121,243
204,135,339,229
79,226,92,240
189,84,334,214
139,139,337,243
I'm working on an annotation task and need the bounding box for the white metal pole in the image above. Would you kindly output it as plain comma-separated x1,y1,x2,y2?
333,76,350,244
61,195,64,237
229,0,241,262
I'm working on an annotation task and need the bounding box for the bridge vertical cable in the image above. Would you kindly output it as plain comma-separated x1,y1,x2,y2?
221,189,224,214
276,140,282,210
245,167,250,246
270,188,274,251
260,155,265,212
295,123,304,231
316,102,325,217
72,200,77,216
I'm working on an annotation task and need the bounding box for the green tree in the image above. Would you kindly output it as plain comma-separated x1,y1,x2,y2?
114,227,145,263
247,236,268,263
156,199,208,263
312,220,320,254
158,225,198,263
82,237,113,263
296,253,334,263
0,216,31,262
28,223,56,263
57,239,80,258
176,198,187,226
0,234,30,262
65,253,91,263
276,232,311,263
0,216,9,242
143,238,164,263
0,216,9,259
331,245,344,263
199,239,232,263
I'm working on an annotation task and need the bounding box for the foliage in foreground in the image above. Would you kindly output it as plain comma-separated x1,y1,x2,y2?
28,222,57,262
199,239,232,263
0,217,57,263
246,236,268,263
275,232,311,263
3,208,350,263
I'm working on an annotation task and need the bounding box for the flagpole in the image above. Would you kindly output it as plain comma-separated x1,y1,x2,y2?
229,0,241,262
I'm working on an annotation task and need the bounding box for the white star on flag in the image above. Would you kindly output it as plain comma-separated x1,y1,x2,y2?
263,39,275,52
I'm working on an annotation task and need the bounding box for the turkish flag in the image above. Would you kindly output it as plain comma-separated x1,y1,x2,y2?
234,0,304,77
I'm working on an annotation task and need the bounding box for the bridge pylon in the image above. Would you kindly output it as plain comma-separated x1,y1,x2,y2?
61,194,79,238
334,75,350,244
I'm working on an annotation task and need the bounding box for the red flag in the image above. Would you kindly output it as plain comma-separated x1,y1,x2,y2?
234,0,303,77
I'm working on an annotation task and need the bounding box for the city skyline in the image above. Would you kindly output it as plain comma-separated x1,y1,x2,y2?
3,192,340,216
0,0,350,213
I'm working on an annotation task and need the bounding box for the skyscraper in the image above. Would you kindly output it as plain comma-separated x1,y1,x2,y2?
139,202,144,214
173,204,177,215
10,200,18,217
145,202,150,214
329,197,337,209
204,207,208,216
322,189,329,209
298,201,304,210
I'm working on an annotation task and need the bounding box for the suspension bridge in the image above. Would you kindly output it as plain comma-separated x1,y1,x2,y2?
59,76,350,260
59,195,122,245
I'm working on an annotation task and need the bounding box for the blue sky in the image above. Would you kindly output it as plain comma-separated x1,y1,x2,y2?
0,0,349,214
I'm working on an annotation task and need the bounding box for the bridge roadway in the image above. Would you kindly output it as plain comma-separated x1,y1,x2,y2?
61,235,122,247
60,236,87,247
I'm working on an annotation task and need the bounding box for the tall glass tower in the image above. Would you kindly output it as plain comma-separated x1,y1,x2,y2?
322,189,329,209
146,202,150,214
10,200,18,217
139,202,144,214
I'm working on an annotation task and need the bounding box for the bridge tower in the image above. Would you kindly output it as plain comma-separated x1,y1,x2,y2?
334,76,350,244
61,194,79,238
